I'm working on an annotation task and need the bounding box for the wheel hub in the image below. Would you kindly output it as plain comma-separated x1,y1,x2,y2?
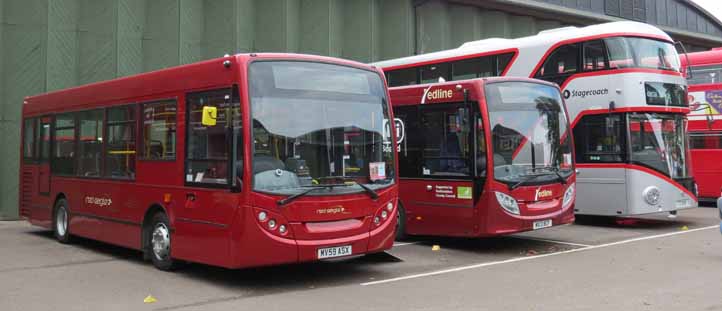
151,223,170,260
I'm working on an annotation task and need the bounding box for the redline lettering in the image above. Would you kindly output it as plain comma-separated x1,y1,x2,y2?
426,89,453,101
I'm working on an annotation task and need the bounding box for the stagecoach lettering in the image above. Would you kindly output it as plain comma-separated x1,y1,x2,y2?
563,88,609,99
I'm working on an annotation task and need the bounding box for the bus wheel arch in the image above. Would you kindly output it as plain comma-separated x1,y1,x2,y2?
52,193,72,244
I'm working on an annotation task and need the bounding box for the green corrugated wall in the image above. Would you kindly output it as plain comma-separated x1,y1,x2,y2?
0,0,570,220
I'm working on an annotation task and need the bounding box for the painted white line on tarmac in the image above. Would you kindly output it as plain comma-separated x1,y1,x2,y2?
361,225,717,286
511,236,592,248
393,241,421,247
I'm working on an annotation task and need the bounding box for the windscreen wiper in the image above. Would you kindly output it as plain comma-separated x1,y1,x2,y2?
536,166,567,185
509,173,547,190
277,184,344,206
316,176,380,200
353,181,379,200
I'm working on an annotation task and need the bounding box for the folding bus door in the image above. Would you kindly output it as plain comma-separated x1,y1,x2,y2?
397,103,476,236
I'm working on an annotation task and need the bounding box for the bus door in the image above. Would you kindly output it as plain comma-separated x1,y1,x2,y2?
38,117,51,195
175,88,241,266
397,102,476,236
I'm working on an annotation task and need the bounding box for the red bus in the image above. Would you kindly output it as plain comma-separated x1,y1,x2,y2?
20,54,399,270
390,78,575,238
681,48,722,204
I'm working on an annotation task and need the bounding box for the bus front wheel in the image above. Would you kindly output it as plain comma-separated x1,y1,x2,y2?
53,198,72,244
148,212,177,271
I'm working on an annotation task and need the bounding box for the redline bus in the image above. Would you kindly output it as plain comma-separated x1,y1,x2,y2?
680,48,722,204
374,21,697,217
389,78,575,238
20,53,399,270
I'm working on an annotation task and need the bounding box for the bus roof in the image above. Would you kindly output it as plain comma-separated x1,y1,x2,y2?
680,48,722,67
388,77,559,106
24,53,380,116
372,21,672,70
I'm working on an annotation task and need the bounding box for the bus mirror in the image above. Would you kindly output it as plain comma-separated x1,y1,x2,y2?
202,106,217,126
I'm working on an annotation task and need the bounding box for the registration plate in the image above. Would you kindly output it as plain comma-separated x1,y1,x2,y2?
317,245,352,259
533,219,552,230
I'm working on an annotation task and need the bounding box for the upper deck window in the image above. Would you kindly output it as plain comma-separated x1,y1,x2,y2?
385,52,515,87
604,37,680,72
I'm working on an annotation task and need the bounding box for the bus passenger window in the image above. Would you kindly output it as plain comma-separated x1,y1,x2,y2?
387,68,417,87
52,113,77,175
23,118,36,162
452,57,493,80
496,53,514,75
537,44,579,85
141,100,177,160
186,89,234,185
105,106,136,179
690,133,722,149
583,40,608,71
420,63,450,84
78,109,104,177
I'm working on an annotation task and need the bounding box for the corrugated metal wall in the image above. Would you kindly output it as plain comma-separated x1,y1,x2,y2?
0,0,717,219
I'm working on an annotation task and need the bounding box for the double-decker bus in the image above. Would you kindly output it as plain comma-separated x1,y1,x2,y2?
374,21,697,217
390,78,575,238
20,53,399,270
681,48,722,204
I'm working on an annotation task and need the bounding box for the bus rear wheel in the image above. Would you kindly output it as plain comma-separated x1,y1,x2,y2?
148,212,177,271
396,202,408,241
53,198,72,244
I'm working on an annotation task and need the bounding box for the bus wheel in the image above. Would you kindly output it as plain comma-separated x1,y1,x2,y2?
149,212,177,271
396,203,408,241
53,198,72,244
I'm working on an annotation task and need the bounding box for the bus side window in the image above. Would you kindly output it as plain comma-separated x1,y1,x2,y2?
536,43,580,85
52,113,77,176
583,40,608,71
572,114,626,163
495,53,514,75
387,68,417,87
186,89,233,186
105,105,137,179
141,100,177,160
393,106,421,178
452,56,493,80
420,63,450,84
77,109,104,177
23,118,37,162
690,132,722,149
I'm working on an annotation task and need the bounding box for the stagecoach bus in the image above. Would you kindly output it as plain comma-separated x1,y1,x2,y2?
375,21,697,217
681,48,722,204
20,53,399,270
390,78,575,238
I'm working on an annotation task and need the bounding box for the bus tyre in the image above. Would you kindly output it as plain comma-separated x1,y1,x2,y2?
396,203,408,241
149,213,177,271
53,198,72,244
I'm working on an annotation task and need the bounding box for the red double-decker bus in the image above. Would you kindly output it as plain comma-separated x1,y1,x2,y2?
20,54,399,270
390,78,575,238
681,48,722,204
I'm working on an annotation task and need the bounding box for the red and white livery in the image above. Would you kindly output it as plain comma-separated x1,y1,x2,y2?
375,21,696,216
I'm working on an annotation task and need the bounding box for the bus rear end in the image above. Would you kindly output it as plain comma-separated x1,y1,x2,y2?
391,78,575,238
230,57,398,268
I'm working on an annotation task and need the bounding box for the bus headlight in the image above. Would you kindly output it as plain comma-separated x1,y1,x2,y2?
495,192,520,215
258,211,268,222
643,186,661,205
268,219,277,230
386,202,393,211
562,183,575,208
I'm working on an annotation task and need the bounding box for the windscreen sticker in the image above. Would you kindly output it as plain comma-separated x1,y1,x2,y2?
194,172,204,182
370,162,386,181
